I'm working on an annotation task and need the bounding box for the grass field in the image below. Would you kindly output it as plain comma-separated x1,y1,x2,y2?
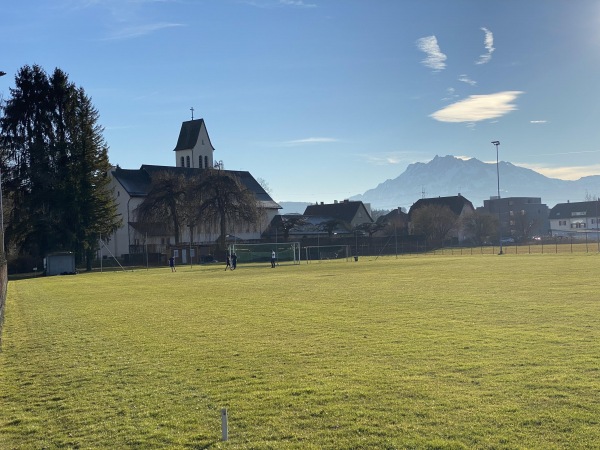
1,253,600,449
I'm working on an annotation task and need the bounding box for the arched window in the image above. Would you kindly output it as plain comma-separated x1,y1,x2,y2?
204,155,209,168
186,156,190,168
180,156,185,167
199,155,203,169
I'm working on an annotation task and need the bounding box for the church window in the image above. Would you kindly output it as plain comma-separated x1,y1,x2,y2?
186,156,190,168
180,156,184,167
199,156,203,168
205,155,209,168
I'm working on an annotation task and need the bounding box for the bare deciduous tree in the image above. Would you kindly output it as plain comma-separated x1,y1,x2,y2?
195,170,261,250
411,204,458,245
461,211,498,245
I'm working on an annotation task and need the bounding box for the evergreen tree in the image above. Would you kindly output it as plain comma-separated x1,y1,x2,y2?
0,65,121,269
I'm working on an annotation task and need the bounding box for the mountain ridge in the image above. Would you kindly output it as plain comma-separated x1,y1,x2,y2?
350,155,599,210
278,155,600,213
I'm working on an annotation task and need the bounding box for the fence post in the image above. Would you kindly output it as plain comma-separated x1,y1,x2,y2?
221,408,228,441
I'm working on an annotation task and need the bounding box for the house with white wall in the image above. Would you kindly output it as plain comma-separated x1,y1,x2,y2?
101,119,280,261
549,201,600,238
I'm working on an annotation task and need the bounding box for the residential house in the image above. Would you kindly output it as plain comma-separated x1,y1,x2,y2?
303,200,374,235
408,194,475,243
376,207,409,236
263,200,374,240
549,200,600,238
102,119,280,261
479,197,549,240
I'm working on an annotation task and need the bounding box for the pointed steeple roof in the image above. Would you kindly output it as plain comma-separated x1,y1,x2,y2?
173,118,215,152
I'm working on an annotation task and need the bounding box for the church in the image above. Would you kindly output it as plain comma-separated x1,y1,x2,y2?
103,118,280,264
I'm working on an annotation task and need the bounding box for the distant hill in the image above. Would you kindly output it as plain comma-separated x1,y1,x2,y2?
350,155,600,210
277,201,312,215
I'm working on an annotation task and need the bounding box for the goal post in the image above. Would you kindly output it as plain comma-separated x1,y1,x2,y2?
228,242,301,265
304,244,350,263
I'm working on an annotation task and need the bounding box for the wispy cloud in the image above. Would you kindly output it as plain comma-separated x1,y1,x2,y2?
458,74,476,86
243,0,317,8
365,154,403,165
416,35,447,71
362,151,425,166
518,163,600,180
521,149,600,158
279,0,317,7
530,120,547,124
475,27,495,65
442,87,459,102
282,137,339,146
104,22,185,40
430,91,524,123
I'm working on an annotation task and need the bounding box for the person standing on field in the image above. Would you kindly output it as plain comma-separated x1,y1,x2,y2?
231,253,238,270
169,256,176,272
225,254,231,271
271,250,276,268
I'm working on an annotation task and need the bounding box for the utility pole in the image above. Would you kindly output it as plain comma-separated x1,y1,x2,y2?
491,140,503,255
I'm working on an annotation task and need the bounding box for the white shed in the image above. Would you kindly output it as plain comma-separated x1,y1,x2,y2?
44,252,76,276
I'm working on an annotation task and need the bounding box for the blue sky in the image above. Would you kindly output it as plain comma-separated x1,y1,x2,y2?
2,0,600,208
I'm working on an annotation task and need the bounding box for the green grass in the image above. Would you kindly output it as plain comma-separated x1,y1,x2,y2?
1,254,600,449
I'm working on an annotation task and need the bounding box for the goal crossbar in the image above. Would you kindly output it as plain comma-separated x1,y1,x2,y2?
229,242,301,265
304,244,350,263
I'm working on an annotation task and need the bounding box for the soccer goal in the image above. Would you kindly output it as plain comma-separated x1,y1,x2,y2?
228,242,301,265
304,244,350,263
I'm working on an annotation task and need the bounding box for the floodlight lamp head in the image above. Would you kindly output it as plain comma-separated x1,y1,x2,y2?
491,140,500,145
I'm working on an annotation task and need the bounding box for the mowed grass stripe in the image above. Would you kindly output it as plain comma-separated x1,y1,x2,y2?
1,254,599,449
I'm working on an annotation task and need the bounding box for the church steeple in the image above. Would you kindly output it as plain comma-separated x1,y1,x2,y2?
173,118,215,169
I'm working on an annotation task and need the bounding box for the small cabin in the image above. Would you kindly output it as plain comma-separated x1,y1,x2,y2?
44,252,76,276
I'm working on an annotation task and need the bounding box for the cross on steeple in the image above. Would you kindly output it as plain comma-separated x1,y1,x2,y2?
190,107,194,120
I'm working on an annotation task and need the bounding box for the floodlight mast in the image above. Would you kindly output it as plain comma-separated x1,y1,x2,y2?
491,140,502,255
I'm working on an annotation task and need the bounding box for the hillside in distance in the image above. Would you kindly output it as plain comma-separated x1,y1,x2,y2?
350,155,600,210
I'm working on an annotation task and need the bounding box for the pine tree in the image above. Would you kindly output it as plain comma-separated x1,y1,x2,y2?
0,65,121,269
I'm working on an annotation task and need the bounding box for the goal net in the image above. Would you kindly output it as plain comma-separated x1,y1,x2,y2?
228,242,301,265
304,244,350,263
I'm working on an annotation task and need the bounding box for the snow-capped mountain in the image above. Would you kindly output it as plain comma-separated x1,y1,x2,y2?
350,155,600,210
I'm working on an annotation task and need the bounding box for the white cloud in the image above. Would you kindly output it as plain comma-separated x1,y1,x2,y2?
365,154,402,165
104,22,185,40
243,0,317,7
416,36,447,71
475,27,495,65
279,0,317,6
517,163,600,180
430,91,524,123
282,137,339,146
458,74,477,86
530,120,547,124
